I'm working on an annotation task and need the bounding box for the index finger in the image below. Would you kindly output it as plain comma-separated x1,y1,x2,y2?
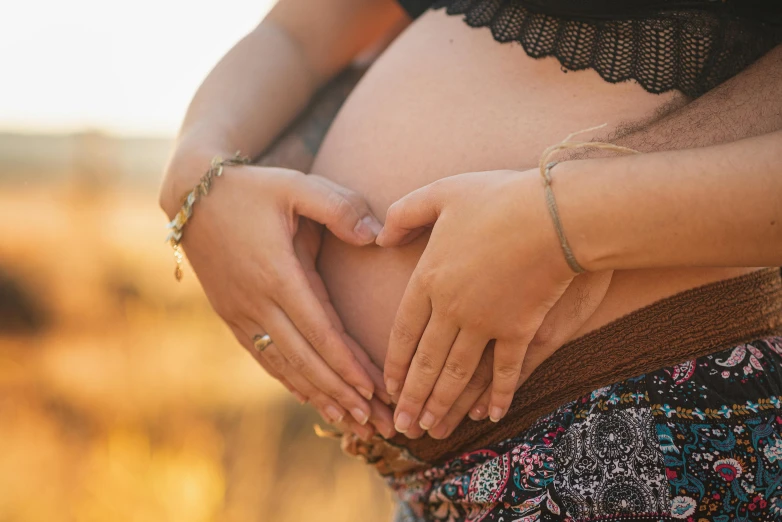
273,262,376,400
376,184,443,247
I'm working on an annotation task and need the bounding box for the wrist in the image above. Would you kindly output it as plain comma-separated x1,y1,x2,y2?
544,159,622,273
159,139,237,219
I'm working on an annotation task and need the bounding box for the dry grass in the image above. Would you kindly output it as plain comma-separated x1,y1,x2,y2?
0,177,394,521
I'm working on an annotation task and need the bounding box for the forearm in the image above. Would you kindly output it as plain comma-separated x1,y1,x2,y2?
159,21,318,215
557,130,782,271
567,44,782,157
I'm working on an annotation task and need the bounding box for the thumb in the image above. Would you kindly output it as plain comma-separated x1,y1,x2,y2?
376,183,441,247
290,174,382,246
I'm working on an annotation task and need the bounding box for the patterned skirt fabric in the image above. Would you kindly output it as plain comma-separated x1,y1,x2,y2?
389,336,782,522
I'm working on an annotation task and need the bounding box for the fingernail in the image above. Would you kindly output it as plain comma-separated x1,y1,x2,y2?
419,411,435,430
395,412,412,433
362,215,383,235
325,405,344,424
354,220,375,243
469,406,486,421
385,378,399,395
354,216,382,243
293,391,308,405
356,386,373,401
489,406,504,423
351,407,369,425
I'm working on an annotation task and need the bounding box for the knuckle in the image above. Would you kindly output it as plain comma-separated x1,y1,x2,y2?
428,178,448,194
495,362,521,381
413,351,439,377
390,320,419,348
299,323,329,351
440,296,461,320
284,351,308,372
280,169,304,192
442,360,469,382
385,201,404,226
340,190,368,213
463,314,489,332
326,191,356,222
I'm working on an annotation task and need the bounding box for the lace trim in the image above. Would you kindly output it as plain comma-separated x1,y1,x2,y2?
431,0,782,97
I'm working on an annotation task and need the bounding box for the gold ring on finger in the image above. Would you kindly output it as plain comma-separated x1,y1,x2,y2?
253,334,273,353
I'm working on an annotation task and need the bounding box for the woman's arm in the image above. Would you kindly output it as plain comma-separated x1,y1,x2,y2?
559,130,782,271
158,0,407,436
160,0,406,210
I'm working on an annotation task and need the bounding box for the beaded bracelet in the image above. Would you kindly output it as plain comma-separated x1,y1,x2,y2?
165,152,252,281
537,124,641,274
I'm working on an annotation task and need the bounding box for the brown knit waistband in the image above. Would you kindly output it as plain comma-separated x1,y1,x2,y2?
390,267,782,465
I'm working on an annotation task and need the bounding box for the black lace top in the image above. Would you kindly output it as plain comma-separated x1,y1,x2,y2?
397,0,782,98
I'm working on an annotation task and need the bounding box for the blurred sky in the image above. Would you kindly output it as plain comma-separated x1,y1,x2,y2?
1,0,275,137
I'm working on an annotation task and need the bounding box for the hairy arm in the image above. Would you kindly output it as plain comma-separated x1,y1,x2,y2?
569,44,782,157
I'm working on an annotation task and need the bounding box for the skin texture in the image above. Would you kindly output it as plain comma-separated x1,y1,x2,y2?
162,0,782,443
428,43,782,436
313,9,760,438
377,137,782,434
372,132,782,433
159,1,408,439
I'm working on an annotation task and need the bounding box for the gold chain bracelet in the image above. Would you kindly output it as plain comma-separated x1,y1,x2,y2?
165,152,252,281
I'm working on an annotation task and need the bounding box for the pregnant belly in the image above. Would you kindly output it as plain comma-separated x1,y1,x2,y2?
313,9,751,368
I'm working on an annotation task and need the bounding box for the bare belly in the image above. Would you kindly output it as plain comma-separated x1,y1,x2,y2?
313,10,752,367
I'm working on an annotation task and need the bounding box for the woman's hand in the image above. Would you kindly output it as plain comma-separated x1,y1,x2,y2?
376,169,580,434
288,216,396,439
161,154,387,426
423,270,612,439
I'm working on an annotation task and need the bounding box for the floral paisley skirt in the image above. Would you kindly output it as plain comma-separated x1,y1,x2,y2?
388,336,782,522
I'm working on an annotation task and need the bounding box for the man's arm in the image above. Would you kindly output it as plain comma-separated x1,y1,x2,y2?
568,44,782,157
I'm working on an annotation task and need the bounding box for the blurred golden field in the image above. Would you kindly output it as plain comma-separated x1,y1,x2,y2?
0,132,394,522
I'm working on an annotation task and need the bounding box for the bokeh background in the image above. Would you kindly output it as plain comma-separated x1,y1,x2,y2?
0,1,394,520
